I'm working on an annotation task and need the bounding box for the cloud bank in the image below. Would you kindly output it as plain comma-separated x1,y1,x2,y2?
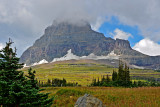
133,38,160,56
0,0,160,56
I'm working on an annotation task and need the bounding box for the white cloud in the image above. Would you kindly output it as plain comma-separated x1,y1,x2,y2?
91,17,106,31
1,0,160,55
133,38,160,56
111,29,133,40
1,0,160,37
0,43,4,50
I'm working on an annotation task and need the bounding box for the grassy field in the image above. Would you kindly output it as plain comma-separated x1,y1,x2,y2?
42,87,160,107
22,62,160,106
22,62,160,86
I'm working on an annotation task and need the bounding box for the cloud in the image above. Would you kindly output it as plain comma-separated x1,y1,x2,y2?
1,0,160,36
91,17,106,31
0,43,4,50
1,0,160,55
133,38,160,56
111,29,133,40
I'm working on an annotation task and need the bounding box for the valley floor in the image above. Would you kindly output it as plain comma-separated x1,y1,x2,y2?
22,63,160,106
42,86,160,107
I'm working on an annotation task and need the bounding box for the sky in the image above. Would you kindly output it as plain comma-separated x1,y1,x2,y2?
0,0,160,56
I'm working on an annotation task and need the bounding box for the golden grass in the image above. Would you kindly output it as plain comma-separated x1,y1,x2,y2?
42,87,160,107
21,62,160,106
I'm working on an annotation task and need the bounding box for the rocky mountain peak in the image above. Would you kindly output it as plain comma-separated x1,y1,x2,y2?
20,21,160,69
114,39,131,49
44,21,92,36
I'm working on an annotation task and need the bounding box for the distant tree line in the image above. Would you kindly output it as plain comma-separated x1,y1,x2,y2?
156,70,160,72
131,76,160,82
38,78,80,87
91,61,160,87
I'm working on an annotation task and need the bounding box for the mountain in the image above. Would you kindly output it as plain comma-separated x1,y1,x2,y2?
20,21,160,69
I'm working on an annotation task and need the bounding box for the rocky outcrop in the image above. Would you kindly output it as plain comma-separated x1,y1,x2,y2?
74,94,105,107
20,22,116,65
114,39,131,49
20,21,160,69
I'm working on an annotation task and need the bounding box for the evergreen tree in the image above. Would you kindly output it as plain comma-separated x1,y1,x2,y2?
117,60,131,87
0,39,53,106
26,68,39,89
118,60,124,82
124,63,130,86
106,74,110,83
101,75,105,82
62,78,66,86
97,77,100,86
91,78,96,86
112,70,118,81
133,81,137,87
47,79,51,86
0,39,25,106
21,68,53,107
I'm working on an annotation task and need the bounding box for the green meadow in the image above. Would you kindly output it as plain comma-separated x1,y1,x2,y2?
22,62,160,86
21,62,160,106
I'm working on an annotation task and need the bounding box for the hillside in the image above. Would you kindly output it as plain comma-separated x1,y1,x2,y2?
22,61,160,86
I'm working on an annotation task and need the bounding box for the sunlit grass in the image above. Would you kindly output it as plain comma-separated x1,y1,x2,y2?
22,63,160,86
21,62,160,106
42,87,160,107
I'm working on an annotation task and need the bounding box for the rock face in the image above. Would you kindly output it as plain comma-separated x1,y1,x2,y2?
74,94,105,107
20,21,160,69
20,22,124,65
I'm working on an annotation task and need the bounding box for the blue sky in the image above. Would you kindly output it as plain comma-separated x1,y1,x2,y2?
99,16,143,47
96,16,160,56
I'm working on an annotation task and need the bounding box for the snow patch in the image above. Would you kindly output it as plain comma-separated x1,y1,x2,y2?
131,65,144,69
23,64,30,68
52,49,120,62
32,59,48,66
52,49,80,62
25,49,120,66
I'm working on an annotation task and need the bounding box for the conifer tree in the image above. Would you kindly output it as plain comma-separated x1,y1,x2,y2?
47,79,51,86
124,63,130,86
97,77,100,86
106,74,110,83
91,78,96,86
117,60,131,87
118,60,124,82
62,78,66,86
0,39,53,106
112,70,118,81
21,68,53,107
101,75,105,82
0,39,25,106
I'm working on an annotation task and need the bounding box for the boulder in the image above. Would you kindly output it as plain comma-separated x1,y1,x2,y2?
74,94,106,107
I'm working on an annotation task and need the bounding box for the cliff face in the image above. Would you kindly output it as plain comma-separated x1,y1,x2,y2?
20,22,114,65
20,22,160,69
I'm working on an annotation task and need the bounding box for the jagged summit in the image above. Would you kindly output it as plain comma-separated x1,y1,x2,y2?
45,21,92,35
20,21,160,69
